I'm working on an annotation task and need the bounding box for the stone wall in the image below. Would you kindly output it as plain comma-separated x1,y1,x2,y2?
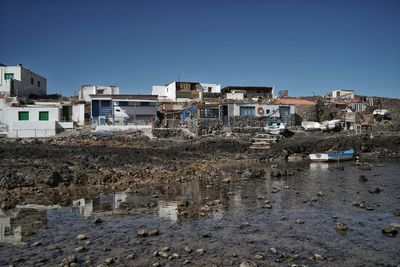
294,105,318,123
231,127,265,134
188,118,222,136
163,119,181,128
152,128,183,138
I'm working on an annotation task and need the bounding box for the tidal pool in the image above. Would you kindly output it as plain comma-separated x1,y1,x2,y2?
1,161,399,266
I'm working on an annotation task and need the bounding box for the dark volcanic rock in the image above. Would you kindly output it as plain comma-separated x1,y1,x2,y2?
0,171,25,189
41,171,63,187
241,168,265,179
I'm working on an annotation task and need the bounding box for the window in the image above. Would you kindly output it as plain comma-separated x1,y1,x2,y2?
140,102,150,106
266,109,270,114
31,78,34,84
18,111,29,121
239,106,255,116
200,108,219,118
5,73,14,80
39,111,49,121
97,89,105,95
38,81,41,87
208,87,212,93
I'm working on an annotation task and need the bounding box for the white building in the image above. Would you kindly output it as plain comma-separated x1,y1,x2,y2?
0,97,76,138
0,64,47,97
79,85,119,102
90,94,158,131
152,81,221,102
330,90,355,99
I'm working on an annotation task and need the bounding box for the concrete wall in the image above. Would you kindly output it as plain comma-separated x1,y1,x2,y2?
226,93,244,100
229,116,271,128
0,66,46,97
79,85,119,102
1,105,60,137
72,103,86,126
232,103,295,117
8,121,56,138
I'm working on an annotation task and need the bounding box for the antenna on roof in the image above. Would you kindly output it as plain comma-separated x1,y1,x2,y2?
178,74,181,82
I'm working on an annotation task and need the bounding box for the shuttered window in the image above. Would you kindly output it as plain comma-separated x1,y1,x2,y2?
18,111,29,121
5,73,14,80
39,111,49,121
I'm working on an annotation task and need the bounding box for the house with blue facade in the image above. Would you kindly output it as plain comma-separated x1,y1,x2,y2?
90,94,158,127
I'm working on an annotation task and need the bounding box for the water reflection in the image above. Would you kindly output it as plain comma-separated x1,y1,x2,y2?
0,207,47,244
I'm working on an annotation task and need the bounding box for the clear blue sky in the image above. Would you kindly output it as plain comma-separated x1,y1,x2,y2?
1,0,399,97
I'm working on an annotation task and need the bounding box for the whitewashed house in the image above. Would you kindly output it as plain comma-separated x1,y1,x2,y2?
152,81,221,102
79,85,119,102
0,64,47,97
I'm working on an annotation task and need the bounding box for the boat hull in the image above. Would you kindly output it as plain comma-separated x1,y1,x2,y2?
309,149,354,162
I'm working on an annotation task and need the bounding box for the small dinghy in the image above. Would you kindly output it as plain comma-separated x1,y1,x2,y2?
309,149,354,162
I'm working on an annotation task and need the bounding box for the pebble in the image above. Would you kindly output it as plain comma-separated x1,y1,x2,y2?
74,246,85,253
172,253,180,259
317,191,324,197
313,254,324,260
105,257,114,265
31,241,41,247
389,223,400,229
13,242,28,249
368,187,381,194
393,209,400,216
47,245,58,251
240,260,257,267
93,217,103,224
382,226,398,237
183,259,190,264
184,246,192,253
240,222,250,228
359,175,368,182
76,234,87,240
254,254,264,260
262,204,272,209
295,219,305,224
160,246,170,252
270,247,277,254
196,248,205,255
335,223,348,232
137,228,160,237
159,251,169,259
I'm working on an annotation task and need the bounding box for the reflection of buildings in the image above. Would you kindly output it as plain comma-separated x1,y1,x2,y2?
0,207,47,244
72,191,158,218
158,200,178,222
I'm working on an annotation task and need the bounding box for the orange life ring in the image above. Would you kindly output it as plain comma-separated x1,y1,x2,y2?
257,107,264,115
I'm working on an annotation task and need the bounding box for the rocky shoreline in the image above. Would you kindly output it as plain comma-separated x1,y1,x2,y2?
1,131,400,210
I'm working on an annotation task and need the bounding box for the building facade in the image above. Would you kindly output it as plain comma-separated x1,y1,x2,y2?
79,85,119,102
0,64,47,97
152,81,221,102
90,95,158,126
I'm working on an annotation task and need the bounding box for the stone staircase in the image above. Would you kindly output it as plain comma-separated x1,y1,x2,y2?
250,133,280,150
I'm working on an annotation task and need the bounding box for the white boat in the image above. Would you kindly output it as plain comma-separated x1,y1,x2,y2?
320,119,341,131
309,149,354,162
264,121,287,135
301,121,321,131
373,109,390,116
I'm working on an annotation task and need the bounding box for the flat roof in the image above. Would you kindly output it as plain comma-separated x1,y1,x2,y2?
89,94,158,100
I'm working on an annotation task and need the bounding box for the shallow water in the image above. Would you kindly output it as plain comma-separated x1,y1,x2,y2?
1,161,400,266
